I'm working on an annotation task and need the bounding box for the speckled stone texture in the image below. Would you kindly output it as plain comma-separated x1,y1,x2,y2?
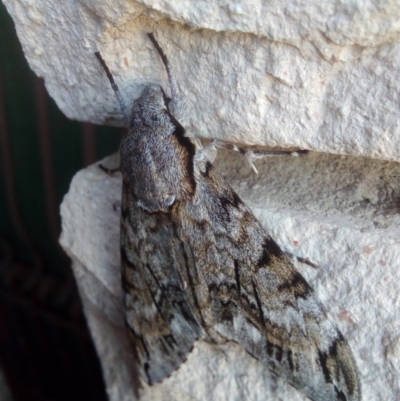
3,0,400,160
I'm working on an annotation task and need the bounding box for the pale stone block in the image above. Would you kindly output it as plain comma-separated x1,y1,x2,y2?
3,0,400,160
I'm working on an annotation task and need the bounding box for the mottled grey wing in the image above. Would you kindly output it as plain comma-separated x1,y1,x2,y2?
121,183,203,384
174,160,361,401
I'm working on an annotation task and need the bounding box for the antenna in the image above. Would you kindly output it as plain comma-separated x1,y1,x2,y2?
95,52,129,126
147,33,180,105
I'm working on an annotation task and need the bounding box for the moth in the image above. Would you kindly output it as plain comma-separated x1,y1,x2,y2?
95,33,361,401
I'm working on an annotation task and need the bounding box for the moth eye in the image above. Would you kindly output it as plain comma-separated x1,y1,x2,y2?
137,195,177,213
164,195,176,207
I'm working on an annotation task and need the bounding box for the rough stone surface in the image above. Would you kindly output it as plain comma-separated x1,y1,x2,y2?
3,0,400,160
60,152,400,401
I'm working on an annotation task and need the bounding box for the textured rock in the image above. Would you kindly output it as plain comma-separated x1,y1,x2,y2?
60,152,400,401
3,0,400,160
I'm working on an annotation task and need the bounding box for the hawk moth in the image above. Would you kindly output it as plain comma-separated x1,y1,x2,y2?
95,33,361,401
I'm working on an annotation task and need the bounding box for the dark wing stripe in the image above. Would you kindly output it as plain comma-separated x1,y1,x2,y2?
234,260,241,296
251,280,265,326
145,263,163,290
335,388,347,401
277,271,313,298
121,246,136,269
257,237,284,268
125,323,151,360
145,281,166,320
144,363,152,385
162,334,176,347
180,241,207,328
318,348,332,384
200,161,212,178
121,205,130,220
287,349,294,371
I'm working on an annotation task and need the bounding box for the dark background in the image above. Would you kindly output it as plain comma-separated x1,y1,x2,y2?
0,3,122,400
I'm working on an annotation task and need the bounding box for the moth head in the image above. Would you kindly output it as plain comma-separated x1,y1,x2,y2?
121,81,196,214
129,84,171,128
